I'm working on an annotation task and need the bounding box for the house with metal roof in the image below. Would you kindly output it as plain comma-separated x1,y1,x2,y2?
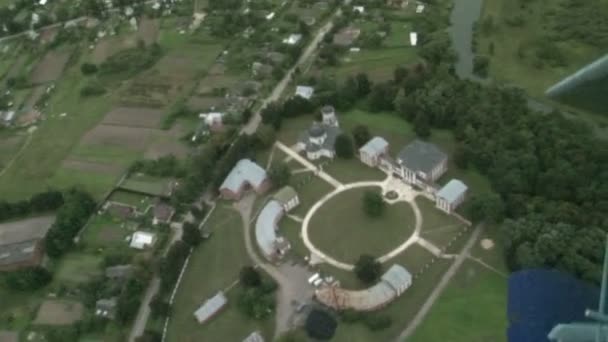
194,291,227,324
255,201,290,261
273,186,299,212
129,231,156,250
315,264,412,311
295,85,314,99
436,179,468,213
0,215,55,271
95,298,117,319
395,139,447,188
359,137,389,167
242,331,265,342
220,159,270,200
105,264,133,280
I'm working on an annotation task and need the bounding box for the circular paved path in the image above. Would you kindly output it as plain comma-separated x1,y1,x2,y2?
301,178,423,270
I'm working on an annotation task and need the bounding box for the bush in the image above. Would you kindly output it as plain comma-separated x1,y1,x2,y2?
5,267,52,291
340,309,365,323
354,254,382,284
80,63,98,75
80,81,106,97
362,190,385,218
364,314,392,331
334,133,354,159
240,266,262,288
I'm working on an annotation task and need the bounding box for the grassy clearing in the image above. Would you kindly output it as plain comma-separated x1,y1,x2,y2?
323,158,386,184
120,175,173,197
409,260,508,342
108,190,153,212
280,216,308,260
308,187,417,264
49,167,118,200
416,198,467,248
329,47,419,81
53,253,103,284
166,206,274,342
80,213,134,251
276,115,315,146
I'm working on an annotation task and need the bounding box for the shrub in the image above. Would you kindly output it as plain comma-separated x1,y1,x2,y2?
354,254,382,284
364,314,392,331
80,63,98,75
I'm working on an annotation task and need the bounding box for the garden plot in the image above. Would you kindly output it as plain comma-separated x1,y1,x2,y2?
120,175,175,197
101,107,164,128
144,126,190,159
33,300,84,326
81,125,156,151
90,34,138,64
61,159,125,176
29,49,72,84
138,17,160,45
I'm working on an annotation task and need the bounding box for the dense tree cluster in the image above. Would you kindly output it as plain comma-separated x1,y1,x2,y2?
0,190,64,222
159,241,190,293
362,191,385,218
129,155,184,178
116,276,148,324
5,266,52,291
269,163,291,189
334,133,355,159
45,189,96,258
237,277,277,320
354,254,382,284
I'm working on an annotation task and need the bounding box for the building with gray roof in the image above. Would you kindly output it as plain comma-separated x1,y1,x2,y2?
95,298,117,319
105,264,134,280
194,291,228,324
436,179,468,213
315,264,412,311
0,215,55,271
220,159,270,200
396,139,447,186
255,201,290,261
359,137,389,167
295,122,342,161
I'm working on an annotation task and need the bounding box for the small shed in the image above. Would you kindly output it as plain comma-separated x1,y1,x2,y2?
295,85,314,100
273,186,299,212
95,298,118,319
194,291,228,324
105,264,134,280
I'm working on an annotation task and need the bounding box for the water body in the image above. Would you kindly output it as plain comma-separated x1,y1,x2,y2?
448,0,484,81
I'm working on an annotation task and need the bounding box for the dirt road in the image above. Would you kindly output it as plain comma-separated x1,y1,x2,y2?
395,223,484,341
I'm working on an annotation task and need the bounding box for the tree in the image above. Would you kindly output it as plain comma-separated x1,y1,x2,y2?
354,255,382,284
362,191,385,218
239,266,262,288
269,163,291,188
149,295,170,318
355,73,372,97
413,112,431,138
469,193,505,223
80,63,98,75
182,222,202,247
334,133,354,159
5,267,52,291
352,125,371,148
237,286,276,320
135,331,162,342
305,309,337,340
255,124,276,149
368,82,397,112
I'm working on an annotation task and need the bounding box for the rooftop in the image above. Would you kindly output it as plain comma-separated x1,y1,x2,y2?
130,231,156,250
397,140,447,174
194,291,227,324
0,215,55,246
220,159,268,193
436,179,468,204
272,186,298,206
295,85,314,99
360,137,389,157
255,201,284,258
298,123,342,154
242,331,265,342
0,239,40,268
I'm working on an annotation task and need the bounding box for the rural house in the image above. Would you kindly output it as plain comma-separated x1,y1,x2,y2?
105,264,133,280
333,27,361,47
194,291,227,324
95,298,117,319
436,179,468,213
129,231,156,250
151,202,175,225
219,159,270,200
282,33,302,45
359,137,389,167
295,85,314,100
320,105,338,127
395,140,447,189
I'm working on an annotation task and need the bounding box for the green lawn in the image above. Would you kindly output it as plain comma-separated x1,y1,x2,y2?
120,175,173,197
323,158,386,184
416,198,467,249
166,206,274,342
53,253,103,284
108,190,153,212
329,46,419,82
80,213,134,251
280,216,308,261
409,260,508,342
0,51,113,200
308,187,417,264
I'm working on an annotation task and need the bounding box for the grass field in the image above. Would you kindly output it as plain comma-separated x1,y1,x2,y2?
308,187,417,264
53,253,103,284
166,206,274,342
323,158,386,184
108,190,153,212
288,173,334,217
80,213,134,251
409,260,508,342
416,198,467,249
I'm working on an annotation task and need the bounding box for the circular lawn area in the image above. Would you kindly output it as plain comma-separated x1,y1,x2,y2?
308,187,417,264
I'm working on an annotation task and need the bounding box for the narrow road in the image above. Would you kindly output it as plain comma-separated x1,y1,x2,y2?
395,223,484,341
241,12,339,135
233,194,298,338
275,141,343,188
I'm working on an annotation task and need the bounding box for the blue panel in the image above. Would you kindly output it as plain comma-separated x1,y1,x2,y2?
507,269,600,342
